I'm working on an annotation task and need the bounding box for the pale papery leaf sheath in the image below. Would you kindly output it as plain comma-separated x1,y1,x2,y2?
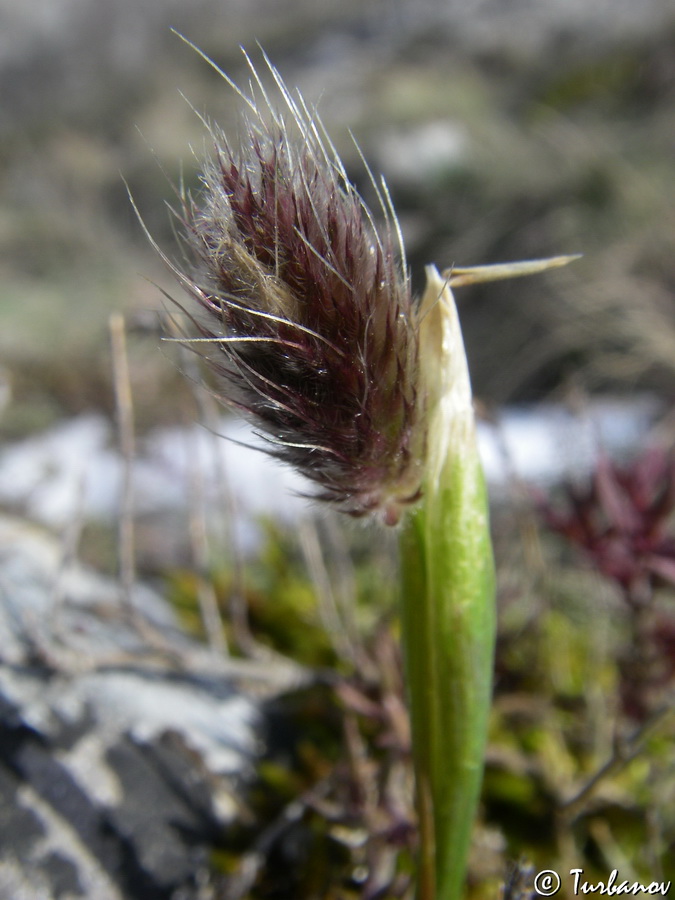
166,47,426,525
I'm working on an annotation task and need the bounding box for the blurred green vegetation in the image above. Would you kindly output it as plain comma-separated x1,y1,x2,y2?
161,507,675,899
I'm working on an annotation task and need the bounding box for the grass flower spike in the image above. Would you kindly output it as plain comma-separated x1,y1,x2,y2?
150,38,579,900
168,44,423,526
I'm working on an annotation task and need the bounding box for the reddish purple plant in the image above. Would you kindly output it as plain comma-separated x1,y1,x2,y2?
541,449,675,599
161,54,424,526
540,447,675,718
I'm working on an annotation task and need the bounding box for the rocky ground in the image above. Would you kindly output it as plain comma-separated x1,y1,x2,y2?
0,512,313,899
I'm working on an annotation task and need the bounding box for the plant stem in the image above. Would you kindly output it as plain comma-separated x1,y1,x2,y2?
400,267,496,900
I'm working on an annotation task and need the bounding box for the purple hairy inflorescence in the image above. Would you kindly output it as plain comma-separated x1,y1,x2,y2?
165,49,425,525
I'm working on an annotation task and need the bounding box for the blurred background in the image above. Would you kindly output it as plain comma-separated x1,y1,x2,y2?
2,1,675,898
2,0,675,426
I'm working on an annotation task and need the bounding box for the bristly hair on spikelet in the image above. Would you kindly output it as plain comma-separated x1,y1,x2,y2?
150,40,426,526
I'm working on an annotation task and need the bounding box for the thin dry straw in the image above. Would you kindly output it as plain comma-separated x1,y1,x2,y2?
109,312,137,615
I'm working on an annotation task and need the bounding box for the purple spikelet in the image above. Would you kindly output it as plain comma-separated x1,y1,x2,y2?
167,49,425,525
